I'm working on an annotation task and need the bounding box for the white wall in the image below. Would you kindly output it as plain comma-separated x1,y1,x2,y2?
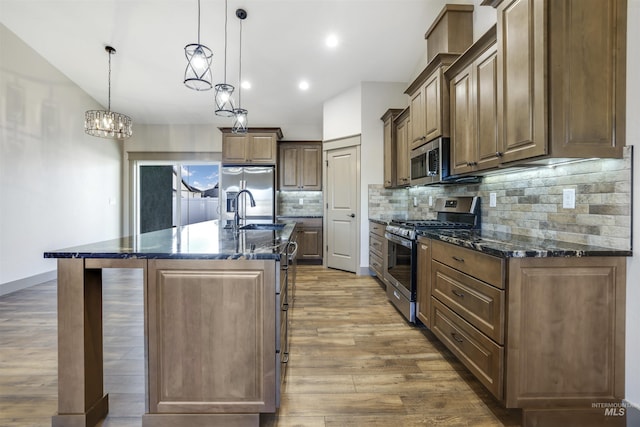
0,24,122,294
360,82,408,269
125,123,223,153
625,0,640,409
322,84,362,141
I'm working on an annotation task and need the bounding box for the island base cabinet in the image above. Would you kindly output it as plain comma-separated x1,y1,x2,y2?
144,260,276,426
506,257,626,425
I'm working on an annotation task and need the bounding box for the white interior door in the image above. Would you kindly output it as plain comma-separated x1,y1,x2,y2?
326,145,358,273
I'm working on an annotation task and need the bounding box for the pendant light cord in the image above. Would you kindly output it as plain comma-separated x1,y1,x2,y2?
223,0,228,83
107,48,112,112
197,0,201,45
238,18,243,105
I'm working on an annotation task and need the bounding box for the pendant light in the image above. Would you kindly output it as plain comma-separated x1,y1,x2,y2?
214,0,235,116
184,0,213,90
84,46,133,139
232,8,248,134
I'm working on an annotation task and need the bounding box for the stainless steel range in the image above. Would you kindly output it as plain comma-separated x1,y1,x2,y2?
384,196,480,323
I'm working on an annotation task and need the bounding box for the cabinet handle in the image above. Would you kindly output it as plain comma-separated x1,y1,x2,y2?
452,256,465,263
393,290,401,301
421,244,428,250
496,151,503,157
451,289,465,298
451,332,464,343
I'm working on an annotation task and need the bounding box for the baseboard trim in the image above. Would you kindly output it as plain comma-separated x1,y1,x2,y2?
0,270,56,296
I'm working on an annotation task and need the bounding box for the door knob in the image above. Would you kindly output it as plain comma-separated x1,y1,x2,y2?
348,213,355,218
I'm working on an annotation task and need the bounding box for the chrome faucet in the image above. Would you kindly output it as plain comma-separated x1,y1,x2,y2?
233,189,256,230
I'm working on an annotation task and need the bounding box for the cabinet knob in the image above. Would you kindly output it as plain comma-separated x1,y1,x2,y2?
496,151,503,157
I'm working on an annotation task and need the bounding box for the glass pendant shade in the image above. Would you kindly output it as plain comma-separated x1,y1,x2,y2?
184,43,213,90
84,46,133,140
232,108,248,134
85,110,132,139
214,83,235,117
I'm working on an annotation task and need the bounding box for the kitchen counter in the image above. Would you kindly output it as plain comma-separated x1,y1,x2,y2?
44,220,296,427
418,228,632,258
44,220,296,260
276,214,323,218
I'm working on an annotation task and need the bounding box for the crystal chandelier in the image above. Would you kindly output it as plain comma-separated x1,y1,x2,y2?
84,46,133,139
232,8,248,134
184,0,213,90
215,0,235,116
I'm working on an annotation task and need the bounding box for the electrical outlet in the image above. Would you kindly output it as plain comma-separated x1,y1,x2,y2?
428,196,433,206
413,196,418,207
563,188,576,209
489,193,497,208
299,198,304,205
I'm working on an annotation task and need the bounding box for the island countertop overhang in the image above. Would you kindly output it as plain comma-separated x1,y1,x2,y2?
44,220,297,260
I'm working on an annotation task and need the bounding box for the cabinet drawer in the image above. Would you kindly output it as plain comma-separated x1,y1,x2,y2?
431,240,504,288
369,251,384,277
369,232,384,258
431,298,504,400
432,261,504,344
369,221,386,237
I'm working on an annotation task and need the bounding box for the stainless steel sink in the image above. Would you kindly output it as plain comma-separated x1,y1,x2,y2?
239,223,286,231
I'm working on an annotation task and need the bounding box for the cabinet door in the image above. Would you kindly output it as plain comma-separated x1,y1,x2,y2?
409,89,425,147
450,63,475,175
249,134,277,163
496,0,546,163
416,239,432,328
424,69,444,143
300,145,322,190
298,228,322,260
474,44,501,170
383,115,396,188
222,134,249,163
146,259,276,414
395,117,410,187
279,145,299,190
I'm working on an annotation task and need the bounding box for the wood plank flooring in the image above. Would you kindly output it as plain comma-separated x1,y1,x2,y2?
0,266,521,426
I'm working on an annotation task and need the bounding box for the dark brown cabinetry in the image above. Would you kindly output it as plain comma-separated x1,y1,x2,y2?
405,54,458,150
278,142,322,191
491,0,626,164
428,239,626,423
369,221,388,287
394,108,411,187
446,27,499,175
220,128,283,165
380,109,404,188
288,217,322,264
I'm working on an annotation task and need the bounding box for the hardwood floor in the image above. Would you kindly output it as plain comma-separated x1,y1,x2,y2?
0,266,520,426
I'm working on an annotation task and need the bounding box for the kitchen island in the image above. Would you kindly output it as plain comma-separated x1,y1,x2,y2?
44,220,297,427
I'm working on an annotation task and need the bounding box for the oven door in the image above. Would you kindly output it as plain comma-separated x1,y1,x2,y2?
384,232,415,301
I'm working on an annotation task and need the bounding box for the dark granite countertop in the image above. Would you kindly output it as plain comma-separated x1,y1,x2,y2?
418,229,632,258
44,220,297,261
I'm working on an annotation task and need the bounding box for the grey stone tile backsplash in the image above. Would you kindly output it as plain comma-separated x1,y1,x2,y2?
369,147,632,250
278,191,324,216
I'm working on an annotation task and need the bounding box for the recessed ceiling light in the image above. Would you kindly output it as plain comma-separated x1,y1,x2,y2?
325,34,339,48
299,80,310,91
241,80,251,90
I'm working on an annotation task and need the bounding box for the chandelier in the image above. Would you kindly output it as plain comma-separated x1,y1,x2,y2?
214,0,235,116
184,0,213,90
84,46,133,139
232,8,248,134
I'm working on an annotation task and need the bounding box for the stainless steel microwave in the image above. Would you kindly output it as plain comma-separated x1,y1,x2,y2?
410,137,450,186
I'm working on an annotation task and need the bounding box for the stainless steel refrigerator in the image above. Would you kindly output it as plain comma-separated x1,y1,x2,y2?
220,166,275,228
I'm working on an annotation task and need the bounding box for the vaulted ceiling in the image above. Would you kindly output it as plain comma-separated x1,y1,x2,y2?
1,0,475,138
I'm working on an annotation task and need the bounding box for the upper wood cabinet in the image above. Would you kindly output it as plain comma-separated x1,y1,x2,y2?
278,141,322,191
405,54,458,150
446,26,500,175
380,109,404,188
394,108,411,187
492,0,626,164
221,128,283,165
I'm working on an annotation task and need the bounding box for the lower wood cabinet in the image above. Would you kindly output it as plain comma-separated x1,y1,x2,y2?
428,239,626,420
288,217,322,264
416,236,431,327
145,259,276,422
369,221,388,287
